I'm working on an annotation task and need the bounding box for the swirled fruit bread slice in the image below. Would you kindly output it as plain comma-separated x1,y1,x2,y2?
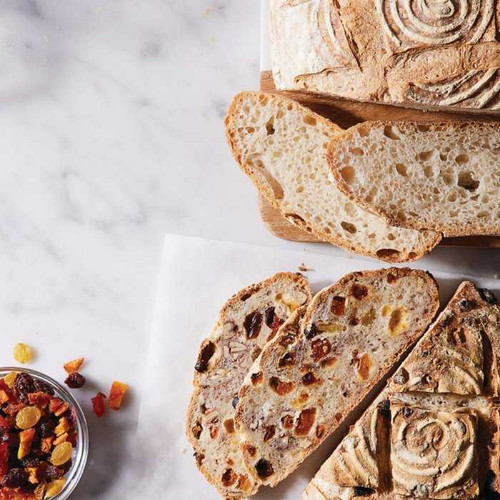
225,92,441,262
235,268,439,490
305,282,500,499
186,272,311,499
327,121,500,237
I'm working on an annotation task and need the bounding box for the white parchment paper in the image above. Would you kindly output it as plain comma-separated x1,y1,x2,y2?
135,234,499,500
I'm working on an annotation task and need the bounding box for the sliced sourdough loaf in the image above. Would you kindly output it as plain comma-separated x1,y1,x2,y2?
234,268,439,490
327,121,500,237
186,273,311,498
225,92,441,262
305,282,500,499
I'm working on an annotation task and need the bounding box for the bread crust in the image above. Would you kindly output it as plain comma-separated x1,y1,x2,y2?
225,92,442,260
327,120,500,237
235,268,439,489
186,272,311,499
305,281,500,499
270,0,500,113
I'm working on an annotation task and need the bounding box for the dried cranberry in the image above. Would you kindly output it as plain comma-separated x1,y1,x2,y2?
38,420,56,438
4,467,28,487
33,379,55,396
194,341,215,373
244,311,263,339
264,307,276,328
278,352,296,367
353,487,374,497
65,372,86,389
350,284,368,300
254,458,274,479
46,464,65,480
304,324,319,340
13,374,35,403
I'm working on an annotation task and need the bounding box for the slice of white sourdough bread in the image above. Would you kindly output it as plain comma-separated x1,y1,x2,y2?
186,272,311,498
225,92,441,262
234,268,439,492
305,281,500,499
327,121,500,237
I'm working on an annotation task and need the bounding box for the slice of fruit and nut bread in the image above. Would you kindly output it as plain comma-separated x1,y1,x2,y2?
225,92,441,262
186,272,311,498
305,282,500,499
327,121,500,237
235,268,439,490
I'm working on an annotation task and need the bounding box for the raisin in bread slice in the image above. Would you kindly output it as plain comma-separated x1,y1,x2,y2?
225,92,441,262
327,121,500,237
235,268,439,489
305,282,500,499
186,272,311,498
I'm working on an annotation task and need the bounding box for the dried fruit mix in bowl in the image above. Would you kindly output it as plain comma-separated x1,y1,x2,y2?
0,372,78,499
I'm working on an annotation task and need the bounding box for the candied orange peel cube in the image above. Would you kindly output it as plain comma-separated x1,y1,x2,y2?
41,436,54,454
18,427,36,459
0,390,9,405
55,417,70,437
28,391,51,408
108,381,129,411
63,357,84,374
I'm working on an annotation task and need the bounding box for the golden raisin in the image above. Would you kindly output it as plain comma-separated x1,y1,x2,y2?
45,478,66,498
3,371,18,387
13,343,33,364
50,442,73,466
16,406,42,429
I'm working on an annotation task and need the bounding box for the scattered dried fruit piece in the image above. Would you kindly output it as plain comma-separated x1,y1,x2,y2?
50,442,73,466
3,372,18,388
16,406,42,429
45,478,66,498
92,392,106,417
63,357,85,374
34,481,47,499
108,381,129,410
18,428,36,459
64,372,86,389
13,343,33,364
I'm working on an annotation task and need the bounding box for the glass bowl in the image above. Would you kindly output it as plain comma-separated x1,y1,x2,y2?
0,367,89,499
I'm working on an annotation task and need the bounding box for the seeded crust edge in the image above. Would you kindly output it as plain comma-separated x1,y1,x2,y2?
326,120,500,238
185,272,312,499
224,92,442,262
235,267,440,488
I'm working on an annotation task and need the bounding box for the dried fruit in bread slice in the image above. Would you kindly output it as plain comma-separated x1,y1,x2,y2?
327,121,500,237
305,282,500,499
186,272,311,498
235,268,439,488
225,92,441,262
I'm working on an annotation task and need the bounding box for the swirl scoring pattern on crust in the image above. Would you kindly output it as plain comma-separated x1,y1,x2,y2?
330,407,379,488
407,69,500,110
377,0,496,51
391,405,479,499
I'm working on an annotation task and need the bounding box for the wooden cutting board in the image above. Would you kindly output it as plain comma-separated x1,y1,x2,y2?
258,71,500,248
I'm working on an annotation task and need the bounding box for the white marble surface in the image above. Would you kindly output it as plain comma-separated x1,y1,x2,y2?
0,1,496,499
